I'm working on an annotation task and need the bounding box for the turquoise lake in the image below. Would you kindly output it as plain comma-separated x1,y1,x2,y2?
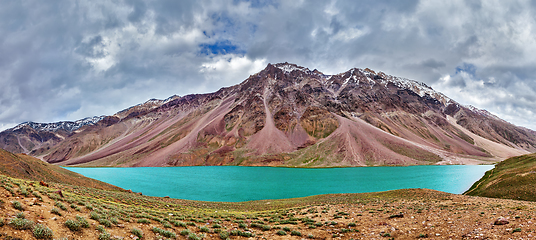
66,165,493,202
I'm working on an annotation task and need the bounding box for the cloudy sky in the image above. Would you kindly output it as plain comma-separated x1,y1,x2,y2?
1,0,536,131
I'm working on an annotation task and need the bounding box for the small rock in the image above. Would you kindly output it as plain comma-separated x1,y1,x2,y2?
39,181,49,187
494,217,509,225
54,190,64,198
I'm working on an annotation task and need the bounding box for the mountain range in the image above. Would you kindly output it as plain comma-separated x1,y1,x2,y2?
1,63,535,167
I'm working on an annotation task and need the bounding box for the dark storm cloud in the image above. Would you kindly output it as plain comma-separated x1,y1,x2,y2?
1,0,536,131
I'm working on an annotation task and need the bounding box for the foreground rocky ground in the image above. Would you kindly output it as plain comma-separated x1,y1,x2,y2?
1,174,536,240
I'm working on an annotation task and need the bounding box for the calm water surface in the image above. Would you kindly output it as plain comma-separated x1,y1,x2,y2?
66,165,493,202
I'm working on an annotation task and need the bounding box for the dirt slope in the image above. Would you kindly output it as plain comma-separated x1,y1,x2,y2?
0,148,121,191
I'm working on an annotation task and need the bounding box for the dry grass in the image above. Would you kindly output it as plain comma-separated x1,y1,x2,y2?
1,174,536,239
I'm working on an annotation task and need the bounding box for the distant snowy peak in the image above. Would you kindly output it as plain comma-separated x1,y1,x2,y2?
273,63,327,77
275,63,310,73
12,116,105,132
114,95,181,119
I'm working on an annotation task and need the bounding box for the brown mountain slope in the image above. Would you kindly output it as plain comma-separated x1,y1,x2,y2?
0,148,121,191
1,63,534,167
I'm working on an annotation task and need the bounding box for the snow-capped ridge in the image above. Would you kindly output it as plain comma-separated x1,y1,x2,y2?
348,67,454,105
12,116,105,132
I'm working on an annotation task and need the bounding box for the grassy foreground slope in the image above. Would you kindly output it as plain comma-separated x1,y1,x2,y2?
465,153,536,201
0,148,122,191
2,174,536,239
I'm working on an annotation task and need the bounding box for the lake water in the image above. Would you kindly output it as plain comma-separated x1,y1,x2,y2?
66,165,493,202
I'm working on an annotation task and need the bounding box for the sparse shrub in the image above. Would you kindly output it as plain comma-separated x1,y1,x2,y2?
76,215,90,228
239,231,253,237
238,222,247,228
12,201,23,210
16,211,25,219
131,228,143,239
96,225,106,233
180,229,191,236
99,218,112,227
283,226,291,232
0,218,4,227
188,233,202,240
162,221,172,228
199,226,210,232
276,230,287,236
348,222,357,227
308,234,315,239
90,211,101,220
513,228,522,233
212,223,221,228
98,231,111,240
65,219,80,231
9,217,34,230
137,218,150,224
291,230,302,236
152,227,176,238
33,224,53,239
172,220,187,227
33,191,42,200
51,208,62,216
219,231,230,239
55,201,67,211
20,188,29,197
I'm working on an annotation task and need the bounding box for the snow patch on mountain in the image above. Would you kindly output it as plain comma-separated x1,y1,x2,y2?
465,105,503,121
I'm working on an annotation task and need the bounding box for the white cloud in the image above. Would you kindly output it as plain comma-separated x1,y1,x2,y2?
199,54,267,92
